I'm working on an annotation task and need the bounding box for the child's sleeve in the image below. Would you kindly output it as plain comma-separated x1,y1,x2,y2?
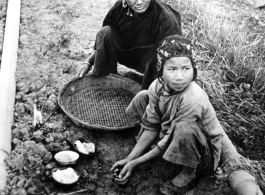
141,81,162,132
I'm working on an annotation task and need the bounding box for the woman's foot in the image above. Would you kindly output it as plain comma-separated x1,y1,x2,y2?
160,166,197,195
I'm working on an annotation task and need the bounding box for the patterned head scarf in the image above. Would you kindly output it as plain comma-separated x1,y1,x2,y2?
157,35,197,80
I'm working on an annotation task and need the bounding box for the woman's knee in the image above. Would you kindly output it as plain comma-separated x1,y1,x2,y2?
96,26,112,40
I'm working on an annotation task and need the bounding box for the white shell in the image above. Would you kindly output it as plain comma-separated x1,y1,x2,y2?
75,140,95,154
54,151,79,163
52,168,79,184
83,142,95,153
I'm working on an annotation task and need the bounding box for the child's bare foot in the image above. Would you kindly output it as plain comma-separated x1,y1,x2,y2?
172,166,196,187
160,166,196,195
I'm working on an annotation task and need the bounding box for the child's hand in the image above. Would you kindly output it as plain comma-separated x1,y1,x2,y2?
114,161,137,184
113,167,128,185
111,159,129,173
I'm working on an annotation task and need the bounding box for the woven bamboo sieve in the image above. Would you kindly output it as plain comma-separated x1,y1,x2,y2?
58,74,141,130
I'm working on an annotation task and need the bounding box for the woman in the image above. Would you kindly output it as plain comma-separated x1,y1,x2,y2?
77,0,182,89
111,35,225,195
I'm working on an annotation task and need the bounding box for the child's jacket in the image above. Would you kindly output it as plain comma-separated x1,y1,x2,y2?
141,79,224,170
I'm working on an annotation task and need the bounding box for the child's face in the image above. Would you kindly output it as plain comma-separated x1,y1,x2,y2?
163,57,194,92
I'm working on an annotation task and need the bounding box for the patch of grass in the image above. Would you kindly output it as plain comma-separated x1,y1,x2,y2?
167,0,265,104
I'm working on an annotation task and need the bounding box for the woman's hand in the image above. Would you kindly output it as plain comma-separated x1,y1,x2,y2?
114,161,138,184
76,63,91,78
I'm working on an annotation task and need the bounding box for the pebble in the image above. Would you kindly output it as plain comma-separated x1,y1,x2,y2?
39,86,47,94
45,136,54,143
19,34,29,45
36,80,44,90
29,92,37,100
45,171,50,176
27,98,34,105
17,178,27,188
27,186,37,194
22,94,29,102
8,173,16,180
87,182,97,192
60,48,69,56
33,130,44,141
45,163,55,170
62,63,72,73
15,103,26,115
15,92,25,101
62,140,68,147
44,99,57,111
24,178,33,189
10,187,27,195
16,82,30,94
12,138,22,146
69,51,76,59
238,126,247,132
49,94,57,103
12,128,21,139
20,128,30,139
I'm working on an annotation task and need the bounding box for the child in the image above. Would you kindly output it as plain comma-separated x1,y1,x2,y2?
111,35,224,195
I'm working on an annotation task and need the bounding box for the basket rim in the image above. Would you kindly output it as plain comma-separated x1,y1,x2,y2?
58,74,141,131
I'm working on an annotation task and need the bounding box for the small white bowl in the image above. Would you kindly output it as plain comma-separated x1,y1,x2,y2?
54,150,79,166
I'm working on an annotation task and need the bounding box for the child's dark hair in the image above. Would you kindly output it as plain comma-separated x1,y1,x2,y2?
156,35,197,82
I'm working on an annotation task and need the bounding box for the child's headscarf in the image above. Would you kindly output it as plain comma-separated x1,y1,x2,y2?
157,35,197,80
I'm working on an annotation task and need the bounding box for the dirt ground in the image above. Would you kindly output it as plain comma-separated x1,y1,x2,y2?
1,0,265,194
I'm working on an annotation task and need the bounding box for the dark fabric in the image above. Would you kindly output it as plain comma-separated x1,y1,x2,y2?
91,26,158,89
90,0,182,89
92,26,118,75
103,0,182,50
163,121,215,176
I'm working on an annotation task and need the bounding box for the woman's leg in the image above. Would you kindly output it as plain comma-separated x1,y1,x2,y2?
119,46,158,90
92,26,122,75
140,46,158,90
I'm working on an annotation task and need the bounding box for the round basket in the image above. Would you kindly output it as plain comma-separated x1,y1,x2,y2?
58,74,141,130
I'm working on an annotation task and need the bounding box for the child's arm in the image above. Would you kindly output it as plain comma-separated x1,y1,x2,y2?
127,129,159,161
111,129,158,183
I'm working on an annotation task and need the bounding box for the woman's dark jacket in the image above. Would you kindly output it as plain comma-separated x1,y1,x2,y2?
102,0,182,50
